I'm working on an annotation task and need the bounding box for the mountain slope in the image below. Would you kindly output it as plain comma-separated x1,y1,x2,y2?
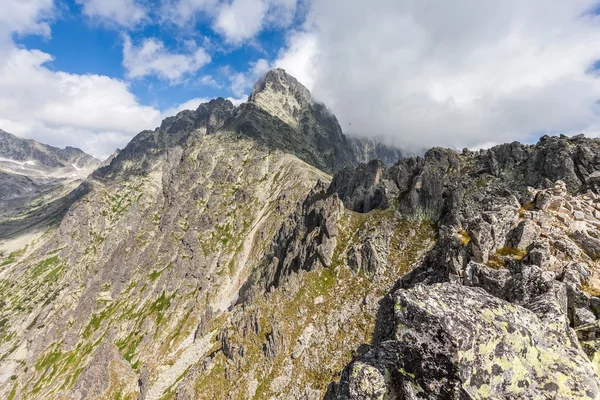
0,128,330,399
2,70,600,400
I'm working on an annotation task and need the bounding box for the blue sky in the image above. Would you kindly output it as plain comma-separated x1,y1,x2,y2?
2,1,600,158
16,0,295,109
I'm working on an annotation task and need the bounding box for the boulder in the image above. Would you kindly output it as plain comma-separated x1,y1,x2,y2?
328,284,600,400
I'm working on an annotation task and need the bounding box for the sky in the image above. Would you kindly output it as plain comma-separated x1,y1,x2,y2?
2,1,600,159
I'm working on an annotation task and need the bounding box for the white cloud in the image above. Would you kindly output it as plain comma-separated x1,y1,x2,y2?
0,0,54,38
162,0,221,25
163,95,246,117
0,2,241,159
199,75,221,88
76,0,147,27
0,45,230,159
122,36,211,82
163,97,212,116
0,46,164,158
214,0,269,43
276,0,600,151
228,58,271,97
273,31,317,91
166,0,298,44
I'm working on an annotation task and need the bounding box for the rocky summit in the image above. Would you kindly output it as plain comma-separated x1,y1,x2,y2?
0,70,600,400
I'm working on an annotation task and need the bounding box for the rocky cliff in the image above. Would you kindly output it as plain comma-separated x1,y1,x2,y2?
1,70,600,400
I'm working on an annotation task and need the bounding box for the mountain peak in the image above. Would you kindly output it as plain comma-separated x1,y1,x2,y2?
0,129,99,169
249,68,313,128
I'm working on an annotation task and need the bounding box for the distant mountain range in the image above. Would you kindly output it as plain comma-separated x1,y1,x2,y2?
0,129,98,170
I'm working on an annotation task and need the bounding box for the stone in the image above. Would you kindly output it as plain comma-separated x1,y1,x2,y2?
329,284,600,399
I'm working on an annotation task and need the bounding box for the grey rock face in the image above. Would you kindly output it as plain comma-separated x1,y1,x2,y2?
238,182,344,302
249,68,313,128
328,160,391,213
329,284,599,400
7,67,600,400
347,220,391,279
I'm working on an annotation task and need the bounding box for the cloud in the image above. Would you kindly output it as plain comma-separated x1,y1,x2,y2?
162,0,221,25
0,0,54,38
214,0,269,43
122,36,211,82
0,45,243,159
165,0,298,44
199,74,222,88
228,58,271,97
0,2,245,159
163,97,212,116
163,95,246,117
276,0,600,151
214,0,298,43
0,46,164,158
273,31,317,91
76,0,147,27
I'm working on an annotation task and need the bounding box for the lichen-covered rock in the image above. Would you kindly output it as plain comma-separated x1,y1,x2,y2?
576,321,600,377
330,284,600,400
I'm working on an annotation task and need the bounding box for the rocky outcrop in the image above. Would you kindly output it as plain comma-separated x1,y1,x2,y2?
160,98,235,136
347,220,391,279
328,283,600,399
327,160,394,213
238,182,344,302
249,68,313,129
328,134,600,399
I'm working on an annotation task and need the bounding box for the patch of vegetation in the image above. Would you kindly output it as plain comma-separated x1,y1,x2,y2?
582,282,600,297
496,247,527,261
519,201,536,218
30,256,60,280
149,291,174,324
82,303,117,339
521,201,536,211
457,230,471,245
215,223,233,247
7,383,17,400
476,175,491,188
1,245,28,267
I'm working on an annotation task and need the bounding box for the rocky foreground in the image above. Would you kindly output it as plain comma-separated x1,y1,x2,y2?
1,70,600,399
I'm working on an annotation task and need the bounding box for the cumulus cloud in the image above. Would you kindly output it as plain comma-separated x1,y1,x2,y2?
214,0,269,43
0,46,164,158
273,31,317,90
0,0,54,38
162,0,221,24
199,75,222,88
165,0,298,44
76,0,147,27
122,36,211,82
228,58,271,97
0,2,245,159
276,0,600,151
